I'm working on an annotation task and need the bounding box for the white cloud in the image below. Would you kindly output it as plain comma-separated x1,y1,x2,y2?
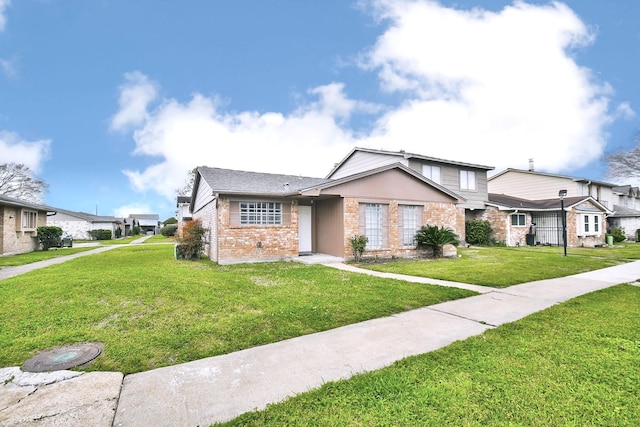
0,0,10,32
112,202,151,218
116,1,623,201
117,78,359,200
110,71,158,131
0,58,16,77
359,0,613,173
0,131,51,173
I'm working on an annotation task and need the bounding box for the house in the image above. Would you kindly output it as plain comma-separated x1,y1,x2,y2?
127,214,160,235
326,147,494,213
176,196,192,235
610,185,640,240
190,163,464,264
488,168,640,242
484,193,611,247
0,194,53,255
488,168,618,208
47,209,124,240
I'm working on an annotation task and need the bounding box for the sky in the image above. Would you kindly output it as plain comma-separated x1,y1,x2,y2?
1,0,639,221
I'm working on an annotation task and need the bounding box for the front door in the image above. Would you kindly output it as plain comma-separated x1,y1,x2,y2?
298,205,312,254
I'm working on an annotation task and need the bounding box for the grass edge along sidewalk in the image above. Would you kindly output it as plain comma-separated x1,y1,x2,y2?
217,283,640,426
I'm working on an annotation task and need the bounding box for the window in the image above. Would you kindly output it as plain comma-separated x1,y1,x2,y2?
239,202,282,225
400,205,420,246
578,214,601,236
365,204,382,248
511,213,526,226
21,210,38,230
460,170,476,190
359,203,389,249
422,165,441,184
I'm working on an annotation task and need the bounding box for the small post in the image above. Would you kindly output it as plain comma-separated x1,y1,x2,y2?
559,189,568,256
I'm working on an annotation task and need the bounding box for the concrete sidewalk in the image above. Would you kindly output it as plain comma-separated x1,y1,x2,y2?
1,256,639,426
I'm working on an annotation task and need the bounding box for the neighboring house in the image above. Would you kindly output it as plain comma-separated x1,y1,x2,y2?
488,168,640,242
0,194,53,255
190,164,464,264
326,147,494,213
176,196,192,235
488,168,618,209
47,209,124,240
610,185,640,240
484,193,611,247
127,214,160,235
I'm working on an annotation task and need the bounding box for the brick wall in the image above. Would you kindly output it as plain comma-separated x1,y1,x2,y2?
0,206,44,255
343,199,461,260
214,197,299,264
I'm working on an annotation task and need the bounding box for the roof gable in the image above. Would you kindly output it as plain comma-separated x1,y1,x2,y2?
327,147,494,179
487,193,611,213
303,163,463,202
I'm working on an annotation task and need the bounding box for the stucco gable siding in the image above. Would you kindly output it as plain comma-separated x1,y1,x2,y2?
319,168,455,203
329,151,408,180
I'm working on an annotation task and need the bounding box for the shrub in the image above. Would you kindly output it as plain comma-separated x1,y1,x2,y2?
37,226,63,251
350,235,368,262
131,225,141,236
115,227,122,238
175,219,207,260
611,226,626,243
465,220,493,245
89,229,112,240
161,224,178,237
415,225,460,258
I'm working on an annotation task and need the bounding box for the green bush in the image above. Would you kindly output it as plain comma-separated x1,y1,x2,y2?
610,226,626,243
415,225,460,258
161,224,178,237
37,226,63,251
350,235,368,262
115,227,122,238
175,219,207,260
465,220,493,245
89,229,112,240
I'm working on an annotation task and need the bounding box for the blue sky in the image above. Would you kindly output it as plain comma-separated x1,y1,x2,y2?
1,0,638,221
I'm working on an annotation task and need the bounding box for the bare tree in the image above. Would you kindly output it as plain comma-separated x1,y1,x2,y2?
176,167,197,197
605,132,640,181
0,163,49,203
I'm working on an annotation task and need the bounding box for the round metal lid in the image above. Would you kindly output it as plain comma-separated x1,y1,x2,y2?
22,343,102,372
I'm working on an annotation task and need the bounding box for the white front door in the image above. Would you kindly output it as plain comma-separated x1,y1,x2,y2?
298,205,312,254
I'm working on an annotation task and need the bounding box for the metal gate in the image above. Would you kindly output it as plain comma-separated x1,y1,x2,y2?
531,212,564,246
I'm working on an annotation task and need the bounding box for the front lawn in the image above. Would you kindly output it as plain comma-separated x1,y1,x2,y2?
220,284,640,426
362,244,638,287
0,247,98,267
0,245,473,374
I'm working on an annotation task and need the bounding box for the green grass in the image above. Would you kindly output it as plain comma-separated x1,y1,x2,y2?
219,284,640,426
144,234,174,243
362,244,639,287
0,247,98,267
0,245,473,374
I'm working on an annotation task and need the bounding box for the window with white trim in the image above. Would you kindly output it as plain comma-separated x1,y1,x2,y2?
22,210,38,230
578,214,601,236
239,202,282,225
511,213,526,226
422,165,441,184
400,205,420,246
460,170,476,190
358,203,389,249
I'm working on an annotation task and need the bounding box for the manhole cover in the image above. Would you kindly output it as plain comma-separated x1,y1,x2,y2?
22,343,102,372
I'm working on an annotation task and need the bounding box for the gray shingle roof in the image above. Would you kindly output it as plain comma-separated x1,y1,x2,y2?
198,167,331,195
0,193,55,211
610,205,640,218
488,193,594,210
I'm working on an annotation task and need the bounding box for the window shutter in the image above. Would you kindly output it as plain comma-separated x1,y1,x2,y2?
229,201,239,225
382,204,389,248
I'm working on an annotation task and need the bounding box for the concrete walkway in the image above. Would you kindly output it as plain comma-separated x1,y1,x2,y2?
1,248,639,426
